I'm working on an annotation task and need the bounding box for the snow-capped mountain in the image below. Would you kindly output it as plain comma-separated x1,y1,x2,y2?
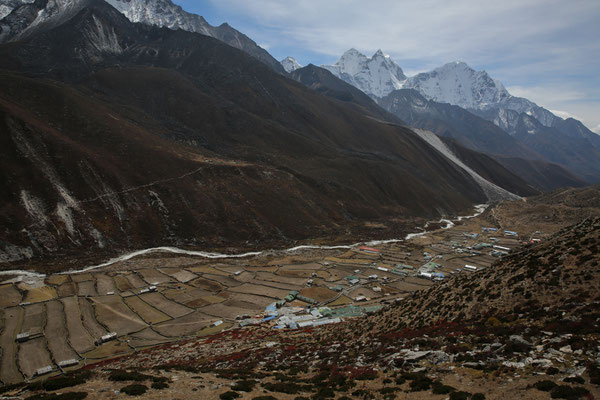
323,49,596,137
402,61,511,110
403,62,558,132
0,0,93,43
105,0,209,33
104,0,282,71
0,0,284,72
280,56,302,73
321,48,406,98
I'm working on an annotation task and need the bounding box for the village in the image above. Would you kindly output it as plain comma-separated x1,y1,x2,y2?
0,215,542,385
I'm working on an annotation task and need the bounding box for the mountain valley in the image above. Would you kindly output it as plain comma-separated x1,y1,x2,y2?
0,189,598,399
0,0,598,399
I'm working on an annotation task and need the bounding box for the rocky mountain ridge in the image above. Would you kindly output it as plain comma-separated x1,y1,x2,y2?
0,0,285,72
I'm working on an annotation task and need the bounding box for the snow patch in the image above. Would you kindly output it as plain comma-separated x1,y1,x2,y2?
89,227,106,248
87,15,123,55
20,190,49,225
55,202,75,235
413,129,521,202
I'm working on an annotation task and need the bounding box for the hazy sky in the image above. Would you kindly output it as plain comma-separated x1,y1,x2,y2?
176,0,600,133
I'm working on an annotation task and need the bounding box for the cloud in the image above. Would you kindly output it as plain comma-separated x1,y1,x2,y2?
207,0,600,68
549,110,582,121
593,124,600,134
506,85,586,105
201,0,600,131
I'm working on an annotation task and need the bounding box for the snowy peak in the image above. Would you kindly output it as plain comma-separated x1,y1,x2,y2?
403,61,511,110
105,0,211,35
0,0,99,43
280,56,302,73
0,0,284,72
373,49,386,57
333,48,369,76
399,60,566,132
321,48,406,98
103,0,286,72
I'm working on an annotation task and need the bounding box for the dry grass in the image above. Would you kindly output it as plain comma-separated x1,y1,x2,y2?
83,341,132,359
22,286,57,303
124,296,171,324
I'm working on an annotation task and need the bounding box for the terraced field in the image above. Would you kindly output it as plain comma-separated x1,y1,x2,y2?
0,211,525,384
45,301,79,365
18,337,53,379
0,307,23,384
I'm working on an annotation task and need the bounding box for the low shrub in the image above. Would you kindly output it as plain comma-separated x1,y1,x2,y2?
351,389,375,399
219,392,241,400
152,364,199,373
406,373,432,392
40,376,87,392
534,380,558,391
151,376,169,383
25,393,88,400
472,394,486,400
109,370,150,382
432,381,455,394
355,370,378,380
28,371,93,393
450,391,472,400
313,387,336,399
409,377,432,392
589,364,600,385
563,377,585,384
547,367,560,375
151,382,169,390
550,385,589,399
120,384,148,396
263,382,310,394
232,380,257,392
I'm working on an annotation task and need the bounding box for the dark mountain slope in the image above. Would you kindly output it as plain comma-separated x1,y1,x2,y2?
379,89,589,190
289,64,403,124
514,114,600,183
552,117,600,149
441,138,539,196
379,89,540,160
0,1,522,264
494,156,587,191
0,72,355,263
